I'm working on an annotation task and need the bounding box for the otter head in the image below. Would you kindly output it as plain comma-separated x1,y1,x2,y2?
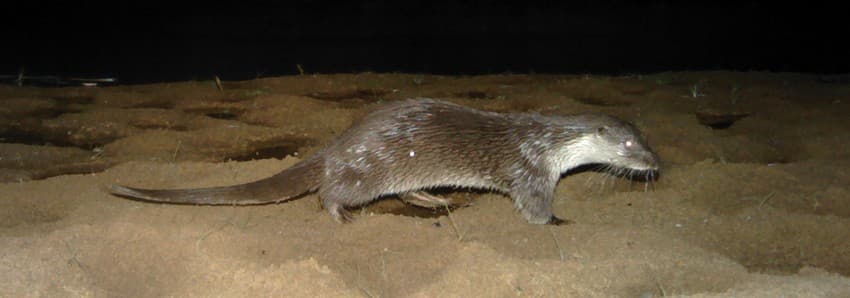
582,118,660,172
547,115,659,177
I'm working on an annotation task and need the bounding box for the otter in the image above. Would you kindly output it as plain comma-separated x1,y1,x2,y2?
110,98,659,224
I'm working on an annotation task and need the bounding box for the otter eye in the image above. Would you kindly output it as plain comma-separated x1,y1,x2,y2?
625,140,633,148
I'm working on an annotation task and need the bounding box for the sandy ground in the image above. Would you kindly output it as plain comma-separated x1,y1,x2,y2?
1,72,850,297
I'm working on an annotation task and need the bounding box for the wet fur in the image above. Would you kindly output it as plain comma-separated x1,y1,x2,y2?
110,98,659,224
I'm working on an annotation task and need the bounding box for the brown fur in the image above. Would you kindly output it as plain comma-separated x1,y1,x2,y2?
110,98,659,224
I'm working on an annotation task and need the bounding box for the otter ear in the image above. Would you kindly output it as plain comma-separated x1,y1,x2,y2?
596,126,608,135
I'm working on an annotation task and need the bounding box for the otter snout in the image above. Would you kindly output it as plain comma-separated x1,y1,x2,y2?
635,150,661,172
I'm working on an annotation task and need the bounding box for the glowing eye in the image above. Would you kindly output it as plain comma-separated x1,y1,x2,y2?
625,140,633,148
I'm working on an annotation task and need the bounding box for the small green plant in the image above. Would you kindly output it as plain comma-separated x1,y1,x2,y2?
682,80,708,98
242,89,267,98
645,72,673,85
412,74,425,86
654,77,672,85
730,84,741,105
686,84,705,98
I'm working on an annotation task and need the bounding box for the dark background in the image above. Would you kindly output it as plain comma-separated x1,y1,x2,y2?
1,1,847,84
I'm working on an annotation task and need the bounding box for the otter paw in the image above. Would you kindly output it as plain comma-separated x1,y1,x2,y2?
547,216,574,226
328,205,354,223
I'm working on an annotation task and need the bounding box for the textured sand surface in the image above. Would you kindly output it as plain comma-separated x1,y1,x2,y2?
2,72,849,297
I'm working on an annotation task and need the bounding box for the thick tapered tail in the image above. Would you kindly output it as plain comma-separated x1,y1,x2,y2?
110,155,323,205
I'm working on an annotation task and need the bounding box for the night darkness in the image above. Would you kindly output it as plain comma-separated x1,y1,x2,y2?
2,1,848,84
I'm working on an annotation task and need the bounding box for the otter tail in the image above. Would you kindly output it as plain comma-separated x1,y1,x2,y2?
110,155,323,205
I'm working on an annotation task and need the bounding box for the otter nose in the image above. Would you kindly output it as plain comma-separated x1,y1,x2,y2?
642,151,661,171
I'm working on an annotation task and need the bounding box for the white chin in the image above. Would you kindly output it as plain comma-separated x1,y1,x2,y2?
631,164,657,171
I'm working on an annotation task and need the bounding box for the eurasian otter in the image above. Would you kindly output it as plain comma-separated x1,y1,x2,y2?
110,98,659,224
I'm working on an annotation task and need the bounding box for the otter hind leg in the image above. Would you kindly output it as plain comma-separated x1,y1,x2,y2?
319,182,377,223
323,200,353,223
399,191,456,208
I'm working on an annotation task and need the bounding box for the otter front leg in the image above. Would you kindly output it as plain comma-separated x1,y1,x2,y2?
510,176,568,225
